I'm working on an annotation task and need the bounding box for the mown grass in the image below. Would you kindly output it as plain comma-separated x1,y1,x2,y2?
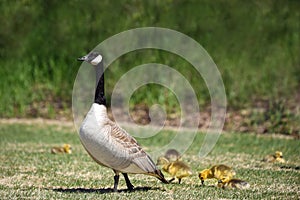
0,123,299,199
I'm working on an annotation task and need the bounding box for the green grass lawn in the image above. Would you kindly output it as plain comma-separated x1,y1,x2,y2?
1,1,299,120
0,123,299,199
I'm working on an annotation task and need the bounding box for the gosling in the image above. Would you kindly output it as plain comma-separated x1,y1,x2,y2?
51,144,72,154
218,178,250,189
157,156,192,184
262,151,285,163
164,149,181,162
199,164,236,185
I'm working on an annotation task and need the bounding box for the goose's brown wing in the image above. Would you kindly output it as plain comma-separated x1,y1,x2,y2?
108,120,158,173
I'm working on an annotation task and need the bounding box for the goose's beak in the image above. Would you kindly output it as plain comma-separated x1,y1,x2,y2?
77,56,87,61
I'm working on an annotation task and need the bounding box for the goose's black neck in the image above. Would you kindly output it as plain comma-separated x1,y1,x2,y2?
94,61,106,105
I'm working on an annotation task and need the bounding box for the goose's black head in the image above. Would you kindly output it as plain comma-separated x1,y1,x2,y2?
77,52,102,66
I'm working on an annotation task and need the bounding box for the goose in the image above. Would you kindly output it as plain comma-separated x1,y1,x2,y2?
217,178,250,189
77,51,168,192
51,144,72,154
262,151,285,163
156,156,192,184
164,149,181,162
199,164,236,185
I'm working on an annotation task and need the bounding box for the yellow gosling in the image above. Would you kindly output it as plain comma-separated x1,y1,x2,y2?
263,151,285,163
199,164,236,185
164,149,181,162
51,144,72,154
157,156,192,184
218,178,250,189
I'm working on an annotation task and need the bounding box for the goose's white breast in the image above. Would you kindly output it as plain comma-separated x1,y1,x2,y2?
79,103,143,172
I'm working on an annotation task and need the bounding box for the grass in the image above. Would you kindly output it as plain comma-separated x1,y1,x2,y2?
0,123,299,199
0,0,299,122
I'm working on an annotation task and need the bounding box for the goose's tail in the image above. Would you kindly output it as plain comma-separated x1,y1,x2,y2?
153,169,169,184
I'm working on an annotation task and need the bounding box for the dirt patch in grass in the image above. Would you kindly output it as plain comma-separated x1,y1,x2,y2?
1,91,299,138
0,118,74,127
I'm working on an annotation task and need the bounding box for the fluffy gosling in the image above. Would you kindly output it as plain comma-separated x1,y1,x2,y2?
262,151,285,163
199,164,236,185
218,178,250,189
164,149,181,162
51,144,72,154
157,156,192,184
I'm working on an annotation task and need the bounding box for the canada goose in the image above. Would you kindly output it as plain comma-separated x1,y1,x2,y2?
51,144,72,154
77,51,168,192
262,151,285,163
218,178,250,189
199,164,236,185
164,149,181,162
156,156,192,184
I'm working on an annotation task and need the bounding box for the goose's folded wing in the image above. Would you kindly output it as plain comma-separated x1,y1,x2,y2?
108,121,158,172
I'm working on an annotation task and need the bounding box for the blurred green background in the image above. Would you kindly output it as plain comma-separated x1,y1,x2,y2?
0,0,299,135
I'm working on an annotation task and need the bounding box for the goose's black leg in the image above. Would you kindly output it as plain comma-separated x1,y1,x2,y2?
169,178,175,182
122,173,134,191
113,174,120,192
178,178,182,184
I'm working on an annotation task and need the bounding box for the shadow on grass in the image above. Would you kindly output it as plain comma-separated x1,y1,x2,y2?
280,165,300,170
49,186,162,194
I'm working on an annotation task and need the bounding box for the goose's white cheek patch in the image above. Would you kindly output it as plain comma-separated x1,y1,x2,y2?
91,55,103,65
